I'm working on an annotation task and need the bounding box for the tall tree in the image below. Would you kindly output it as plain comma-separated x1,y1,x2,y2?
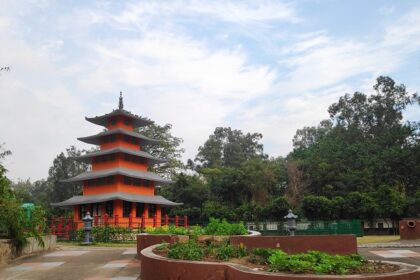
195,127,266,168
138,123,184,177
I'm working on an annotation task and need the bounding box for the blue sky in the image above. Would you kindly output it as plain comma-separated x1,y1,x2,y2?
0,0,419,181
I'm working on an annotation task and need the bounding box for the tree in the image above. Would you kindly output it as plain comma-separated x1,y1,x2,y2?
48,146,89,209
290,76,419,199
138,123,185,177
301,195,333,220
195,127,266,168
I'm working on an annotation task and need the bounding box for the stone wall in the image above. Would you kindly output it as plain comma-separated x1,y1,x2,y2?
0,235,57,264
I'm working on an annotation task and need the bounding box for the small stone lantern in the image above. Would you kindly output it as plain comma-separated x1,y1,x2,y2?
82,211,93,245
284,209,298,236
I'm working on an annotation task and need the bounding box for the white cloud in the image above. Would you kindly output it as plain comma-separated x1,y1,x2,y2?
0,1,419,182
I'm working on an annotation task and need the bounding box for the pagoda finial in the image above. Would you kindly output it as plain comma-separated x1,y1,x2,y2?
119,91,124,110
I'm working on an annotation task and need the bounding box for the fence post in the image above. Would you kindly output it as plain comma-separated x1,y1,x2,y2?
128,214,133,229
164,214,169,226
64,223,70,240
183,215,188,228
94,215,98,227
114,214,119,226
175,215,179,227
153,214,157,227
57,217,64,237
103,213,109,226
141,214,145,230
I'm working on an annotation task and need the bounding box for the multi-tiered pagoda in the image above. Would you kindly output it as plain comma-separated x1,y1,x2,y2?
53,94,181,227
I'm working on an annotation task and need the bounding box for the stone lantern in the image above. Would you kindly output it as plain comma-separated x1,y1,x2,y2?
284,209,298,236
82,211,93,245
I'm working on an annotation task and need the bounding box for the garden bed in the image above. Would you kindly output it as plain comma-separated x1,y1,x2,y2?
141,243,420,280
153,240,398,275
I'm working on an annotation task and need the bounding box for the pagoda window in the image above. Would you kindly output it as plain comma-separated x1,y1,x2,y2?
107,176,115,184
110,117,117,125
123,176,132,185
144,180,151,186
124,117,131,125
133,178,141,186
136,203,144,217
148,204,156,218
79,204,87,219
123,201,132,217
105,201,113,217
92,203,102,217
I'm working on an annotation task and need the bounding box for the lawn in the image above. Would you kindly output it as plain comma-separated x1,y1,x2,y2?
357,235,400,245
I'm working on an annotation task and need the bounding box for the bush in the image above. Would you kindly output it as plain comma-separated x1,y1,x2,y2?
268,250,367,275
204,218,247,235
167,240,204,261
214,241,247,260
76,225,135,243
144,225,189,235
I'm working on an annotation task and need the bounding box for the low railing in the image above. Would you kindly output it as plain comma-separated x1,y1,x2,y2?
48,214,188,241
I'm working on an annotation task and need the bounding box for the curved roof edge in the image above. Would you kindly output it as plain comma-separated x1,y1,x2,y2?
51,192,182,207
74,147,167,165
86,109,153,128
77,128,160,146
61,167,172,184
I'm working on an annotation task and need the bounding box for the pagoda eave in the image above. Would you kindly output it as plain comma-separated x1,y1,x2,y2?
73,147,167,165
85,109,153,128
77,128,160,146
51,192,182,207
61,167,172,185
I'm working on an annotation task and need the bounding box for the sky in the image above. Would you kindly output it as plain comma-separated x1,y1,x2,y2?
0,0,419,182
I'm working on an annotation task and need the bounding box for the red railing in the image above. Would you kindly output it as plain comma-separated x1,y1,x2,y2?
48,214,188,240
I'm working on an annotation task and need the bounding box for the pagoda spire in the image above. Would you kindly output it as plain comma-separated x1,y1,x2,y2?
119,91,124,110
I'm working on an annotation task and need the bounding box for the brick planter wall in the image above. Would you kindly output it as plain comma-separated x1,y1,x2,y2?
230,235,357,255
141,244,420,280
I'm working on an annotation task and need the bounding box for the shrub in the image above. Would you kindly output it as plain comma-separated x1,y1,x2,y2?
215,241,247,260
268,250,367,275
204,218,247,235
167,240,204,261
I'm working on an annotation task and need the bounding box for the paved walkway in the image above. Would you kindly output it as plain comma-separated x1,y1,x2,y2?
2,245,420,280
359,247,420,267
0,246,139,280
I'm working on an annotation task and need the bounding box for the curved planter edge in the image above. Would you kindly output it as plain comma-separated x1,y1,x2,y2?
140,244,420,280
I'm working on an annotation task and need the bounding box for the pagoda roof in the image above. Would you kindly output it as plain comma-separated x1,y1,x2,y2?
78,128,159,146
51,192,182,207
75,147,166,165
86,109,153,128
61,167,172,184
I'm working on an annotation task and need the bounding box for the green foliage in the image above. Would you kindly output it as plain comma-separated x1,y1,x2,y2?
76,226,135,243
250,248,278,264
195,127,266,169
138,123,185,177
204,218,247,235
167,240,204,261
214,241,247,261
268,250,367,275
0,145,46,249
144,225,190,235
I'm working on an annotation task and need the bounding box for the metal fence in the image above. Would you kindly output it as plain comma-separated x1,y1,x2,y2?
246,219,363,237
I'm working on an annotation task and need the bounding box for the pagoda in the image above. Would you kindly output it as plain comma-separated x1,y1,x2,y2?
53,93,181,227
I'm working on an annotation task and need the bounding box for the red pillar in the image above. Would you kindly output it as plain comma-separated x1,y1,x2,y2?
153,214,157,227
175,215,179,227
164,214,169,226
128,214,133,229
183,215,188,228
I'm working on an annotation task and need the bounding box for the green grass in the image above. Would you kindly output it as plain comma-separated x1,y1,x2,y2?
357,235,400,245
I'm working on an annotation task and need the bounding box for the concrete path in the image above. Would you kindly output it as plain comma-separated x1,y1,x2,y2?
359,247,420,267
0,246,139,280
